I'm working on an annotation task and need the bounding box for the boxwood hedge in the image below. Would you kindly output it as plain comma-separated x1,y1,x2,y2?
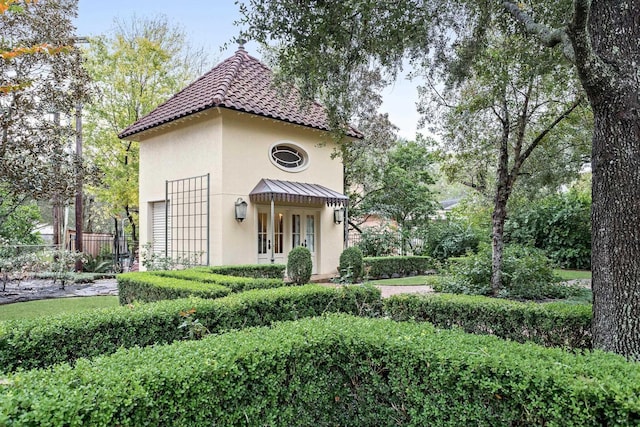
364,255,436,279
151,269,284,292
0,285,381,373
1,315,639,426
117,272,232,304
384,293,592,348
204,264,286,279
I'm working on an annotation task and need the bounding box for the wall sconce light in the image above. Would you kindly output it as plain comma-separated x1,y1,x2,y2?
333,207,345,224
235,197,248,222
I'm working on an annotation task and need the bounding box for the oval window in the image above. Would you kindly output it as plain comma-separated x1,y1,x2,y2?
269,142,309,172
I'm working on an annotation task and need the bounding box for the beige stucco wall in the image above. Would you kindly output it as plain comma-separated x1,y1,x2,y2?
137,108,346,275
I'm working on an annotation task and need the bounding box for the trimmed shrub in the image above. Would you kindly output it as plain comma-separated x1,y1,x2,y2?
117,272,231,304
0,285,382,373
436,244,582,300
364,255,435,279
384,293,592,348
339,246,364,282
287,246,312,285
2,315,639,426
204,264,286,279
150,269,284,292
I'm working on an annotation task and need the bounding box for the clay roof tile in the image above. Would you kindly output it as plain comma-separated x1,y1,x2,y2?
118,47,361,139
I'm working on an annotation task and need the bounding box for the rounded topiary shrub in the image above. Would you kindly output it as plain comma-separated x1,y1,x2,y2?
339,247,364,283
287,246,312,285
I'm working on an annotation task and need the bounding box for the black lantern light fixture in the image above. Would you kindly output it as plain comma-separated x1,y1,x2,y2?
235,197,248,222
333,207,345,224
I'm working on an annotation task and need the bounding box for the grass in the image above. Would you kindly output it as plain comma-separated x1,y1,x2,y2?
366,275,440,286
0,296,119,321
555,269,592,281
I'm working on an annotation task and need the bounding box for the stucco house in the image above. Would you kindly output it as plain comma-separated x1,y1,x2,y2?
118,46,358,275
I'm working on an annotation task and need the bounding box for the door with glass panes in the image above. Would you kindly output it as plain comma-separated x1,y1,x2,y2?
257,209,286,265
290,211,318,274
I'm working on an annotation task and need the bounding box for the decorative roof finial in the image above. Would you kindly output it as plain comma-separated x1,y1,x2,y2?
237,38,246,51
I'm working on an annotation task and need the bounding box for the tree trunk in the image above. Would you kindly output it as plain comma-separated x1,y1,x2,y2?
571,0,640,359
491,181,510,295
490,102,511,295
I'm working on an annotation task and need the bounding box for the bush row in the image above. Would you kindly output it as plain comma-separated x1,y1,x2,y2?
117,272,232,304
202,263,286,279
384,293,592,348
0,285,381,373
364,255,435,279
151,269,284,292
2,315,638,426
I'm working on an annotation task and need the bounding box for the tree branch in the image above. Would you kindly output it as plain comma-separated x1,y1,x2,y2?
519,97,583,167
502,1,575,62
566,0,617,96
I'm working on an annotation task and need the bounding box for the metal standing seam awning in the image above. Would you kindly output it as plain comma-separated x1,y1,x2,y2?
249,178,348,207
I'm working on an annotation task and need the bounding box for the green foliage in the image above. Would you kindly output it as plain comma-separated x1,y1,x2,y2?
364,256,435,279
287,246,312,285
417,220,480,260
204,264,286,279
506,188,591,269
339,247,364,282
436,244,583,300
354,225,400,257
0,2,90,204
117,272,232,304
0,191,43,244
384,293,592,348
3,314,640,426
0,286,381,373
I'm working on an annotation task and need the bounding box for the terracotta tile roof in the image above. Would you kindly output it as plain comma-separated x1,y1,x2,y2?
118,46,362,139
249,178,348,207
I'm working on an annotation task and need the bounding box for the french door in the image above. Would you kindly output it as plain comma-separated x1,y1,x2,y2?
291,211,317,274
257,209,286,265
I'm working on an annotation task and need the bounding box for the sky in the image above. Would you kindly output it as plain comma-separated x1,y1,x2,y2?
74,0,424,140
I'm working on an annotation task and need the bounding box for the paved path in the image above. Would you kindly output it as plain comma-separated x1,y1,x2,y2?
1,278,434,305
0,279,118,305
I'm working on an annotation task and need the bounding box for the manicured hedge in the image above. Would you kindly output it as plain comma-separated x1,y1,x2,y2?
204,264,286,279
151,269,284,292
117,272,232,304
384,293,592,348
364,255,436,279
2,315,639,426
0,285,381,373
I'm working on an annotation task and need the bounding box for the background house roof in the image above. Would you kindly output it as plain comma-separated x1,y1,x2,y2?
118,46,362,139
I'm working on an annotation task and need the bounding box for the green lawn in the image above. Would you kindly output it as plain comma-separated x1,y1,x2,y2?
555,269,592,281
366,275,440,286
0,296,119,321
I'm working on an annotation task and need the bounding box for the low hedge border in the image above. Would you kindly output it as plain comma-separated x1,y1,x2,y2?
151,269,284,292
0,285,381,373
384,293,592,348
203,264,286,279
117,272,232,304
364,255,436,279
2,315,639,426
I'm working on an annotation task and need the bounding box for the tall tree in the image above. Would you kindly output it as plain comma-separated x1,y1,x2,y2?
240,0,640,358
362,140,437,254
425,31,588,293
0,0,89,232
83,15,211,247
